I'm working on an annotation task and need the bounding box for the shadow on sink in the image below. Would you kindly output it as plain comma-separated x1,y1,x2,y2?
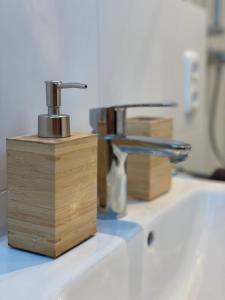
0,236,52,276
97,219,143,241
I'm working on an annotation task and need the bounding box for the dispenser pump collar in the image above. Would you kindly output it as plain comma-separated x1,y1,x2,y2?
38,80,87,138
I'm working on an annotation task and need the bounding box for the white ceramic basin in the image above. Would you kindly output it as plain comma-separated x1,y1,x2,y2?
0,177,225,300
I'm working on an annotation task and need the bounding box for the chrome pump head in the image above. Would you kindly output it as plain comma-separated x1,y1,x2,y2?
38,81,87,138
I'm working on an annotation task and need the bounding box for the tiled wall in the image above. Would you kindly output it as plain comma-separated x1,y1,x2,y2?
97,0,207,172
0,0,99,189
0,0,207,234
0,0,99,234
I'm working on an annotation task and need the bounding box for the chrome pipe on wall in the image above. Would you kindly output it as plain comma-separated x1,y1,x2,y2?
208,0,224,35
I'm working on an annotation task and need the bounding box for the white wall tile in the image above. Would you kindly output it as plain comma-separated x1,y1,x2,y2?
0,0,99,190
97,0,207,172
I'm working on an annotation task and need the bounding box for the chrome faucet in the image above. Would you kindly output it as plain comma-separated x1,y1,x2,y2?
90,103,191,219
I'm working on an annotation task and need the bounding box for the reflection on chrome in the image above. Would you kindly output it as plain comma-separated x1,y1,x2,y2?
90,103,191,219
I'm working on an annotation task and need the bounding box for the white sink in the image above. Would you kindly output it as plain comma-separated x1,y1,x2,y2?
0,177,225,300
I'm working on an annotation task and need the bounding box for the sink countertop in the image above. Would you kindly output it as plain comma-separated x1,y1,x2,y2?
0,177,224,299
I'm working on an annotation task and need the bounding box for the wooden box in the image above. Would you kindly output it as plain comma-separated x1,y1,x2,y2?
7,133,97,257
127,117,173,201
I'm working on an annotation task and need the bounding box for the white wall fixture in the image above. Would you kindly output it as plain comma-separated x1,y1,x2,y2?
183,50,200,114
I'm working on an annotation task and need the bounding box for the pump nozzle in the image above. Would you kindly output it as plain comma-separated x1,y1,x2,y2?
38,80,87,138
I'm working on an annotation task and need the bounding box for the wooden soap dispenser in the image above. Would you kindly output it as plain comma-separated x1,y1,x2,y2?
7,81,97,257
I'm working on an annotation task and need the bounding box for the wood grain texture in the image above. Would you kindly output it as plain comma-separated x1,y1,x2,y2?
127,117,173,201
97,121,109,208
7,133,97,257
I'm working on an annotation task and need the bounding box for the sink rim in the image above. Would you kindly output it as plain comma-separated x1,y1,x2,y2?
0,177,225,300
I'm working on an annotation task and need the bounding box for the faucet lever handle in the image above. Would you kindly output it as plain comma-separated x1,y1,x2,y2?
108,102,177,135
90,102,177,135
109,102,177,110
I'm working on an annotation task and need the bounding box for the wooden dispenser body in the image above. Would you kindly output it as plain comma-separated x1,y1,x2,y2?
7,133,97,257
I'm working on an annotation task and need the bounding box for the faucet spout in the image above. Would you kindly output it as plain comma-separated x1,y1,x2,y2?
97,134,191,219
104,134,191,163
89,102,191,219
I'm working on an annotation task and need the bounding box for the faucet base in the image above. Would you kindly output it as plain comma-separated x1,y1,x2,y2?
97,207,126,220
